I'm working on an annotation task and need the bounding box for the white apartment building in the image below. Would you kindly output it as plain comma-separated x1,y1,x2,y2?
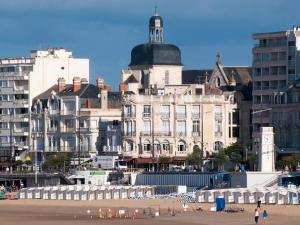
31,78,122,163
0,48,89,164
252,26,300,138
119,13,252,168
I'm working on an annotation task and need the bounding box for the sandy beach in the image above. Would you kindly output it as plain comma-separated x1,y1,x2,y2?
1,199,300,225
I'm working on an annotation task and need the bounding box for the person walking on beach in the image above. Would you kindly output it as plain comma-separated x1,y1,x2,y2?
263,210,268,224
254,208,259,224
257,197,261,208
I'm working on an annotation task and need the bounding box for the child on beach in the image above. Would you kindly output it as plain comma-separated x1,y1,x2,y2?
254,208,259,224
263,210,268,224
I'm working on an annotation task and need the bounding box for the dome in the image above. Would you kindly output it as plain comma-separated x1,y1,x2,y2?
129,43,182,66
149,15,163,27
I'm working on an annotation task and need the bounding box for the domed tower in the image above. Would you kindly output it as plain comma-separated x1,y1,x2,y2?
149,10,164,44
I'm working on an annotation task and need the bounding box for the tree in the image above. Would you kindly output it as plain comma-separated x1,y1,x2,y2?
186,145,203,170
212,149,229,171
223,143,244,171
158,156,171,171
15,160,23,171
43,154,71,173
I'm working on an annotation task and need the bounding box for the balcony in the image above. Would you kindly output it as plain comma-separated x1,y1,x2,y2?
176,151,187,156
123,112,136,118
14,127,29,135
140,131,171,137
0,114,29,122
61,127,76,133
102,145,122,153
48,127,58,132
143,113,151,118
0,71,30,80
122,132,136,137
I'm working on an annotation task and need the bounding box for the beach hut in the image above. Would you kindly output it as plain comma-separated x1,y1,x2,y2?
88,190,96,200
244,190,256,204
26,188,34,199
57,186,67,200
288,190,299,205
65,189,73,200
213,190,224,201
196,191,205,203
223,190,234,203
277,189,288,205
128,187,137,198
42,187,51,200
33,188,42,199
233,190,245,204
136,186,144,198
265,191,277,204
105,187,112,199
96,187,105,200
145,186,153,197
18,188,27,199
50,187,58,200
73,189,81,200
204,190,215,203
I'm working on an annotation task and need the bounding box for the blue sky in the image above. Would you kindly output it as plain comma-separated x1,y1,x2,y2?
0,0,299,89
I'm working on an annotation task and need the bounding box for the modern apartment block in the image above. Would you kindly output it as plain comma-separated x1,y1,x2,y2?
119,13,252,168
252,26,300,139
0,48,89,165
31,77,122,163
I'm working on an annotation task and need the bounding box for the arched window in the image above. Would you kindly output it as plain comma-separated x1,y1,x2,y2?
216,77,221,87
143,139,151,152
162,140,170,152
214,141,223,151
177,140,186,152
154,140,161,155
126,140,134,152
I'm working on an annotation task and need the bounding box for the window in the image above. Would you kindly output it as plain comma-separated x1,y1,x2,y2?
232,110,239,125
143,140,151,152
64,101,75,112
162,140,170,152
214,141,223,151
153,140,160,156
124,105,135,117
162,120,170,135
165,71,169,85
176,105,186,118
192,105,200,117
143,105,151,117
176,121,186,136
161,105,170,118
177,140,186,152
192,121,200,133
232,127,240,138
143,120,151,135
126,141,134,151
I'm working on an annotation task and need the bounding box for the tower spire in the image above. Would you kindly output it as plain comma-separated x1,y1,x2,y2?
149,9,164,44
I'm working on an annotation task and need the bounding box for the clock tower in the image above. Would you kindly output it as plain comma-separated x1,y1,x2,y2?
258,127,275,172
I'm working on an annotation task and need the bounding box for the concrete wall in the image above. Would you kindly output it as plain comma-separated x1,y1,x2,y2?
231,172,280,188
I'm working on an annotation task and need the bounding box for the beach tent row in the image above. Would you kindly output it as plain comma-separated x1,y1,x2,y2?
196,187,300,205
18,185,154,200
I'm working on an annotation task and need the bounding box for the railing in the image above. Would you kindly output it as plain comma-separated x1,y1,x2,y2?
123,112,136,118
176,151,187,155
122,132,136,137
140,131,171,136
143,113,151,118
0,71,30,77
103,145,122,153
48,127,58,132
61,127,76,132
14,127,29,133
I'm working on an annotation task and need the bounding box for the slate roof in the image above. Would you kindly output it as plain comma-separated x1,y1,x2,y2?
182,70,212,84
130,43,182,66
125,75,139,84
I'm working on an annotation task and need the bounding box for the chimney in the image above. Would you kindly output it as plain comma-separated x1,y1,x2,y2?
73,76,81,92
96,77,105,89
81,78,88,85
100,89,108,110
119,83,127,92
58,77,66,92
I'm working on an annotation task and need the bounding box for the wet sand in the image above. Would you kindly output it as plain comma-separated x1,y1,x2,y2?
0,199,300,225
